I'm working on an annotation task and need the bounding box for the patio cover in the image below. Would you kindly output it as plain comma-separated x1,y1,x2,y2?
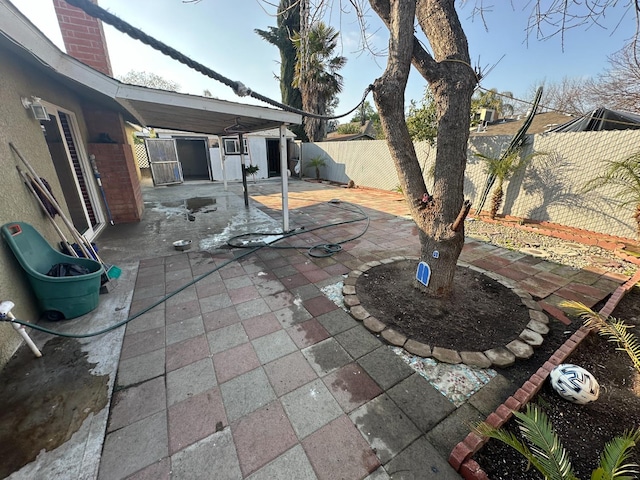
1,0,301,229
0,0,301,135
549,108,640,132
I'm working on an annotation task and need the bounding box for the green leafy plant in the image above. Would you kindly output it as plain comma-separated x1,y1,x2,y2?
245,164,259,183
305,156,326,181
561,300,640,373
475,148,538,219
581,152,640,238
475,404,640,480
336,123,361,134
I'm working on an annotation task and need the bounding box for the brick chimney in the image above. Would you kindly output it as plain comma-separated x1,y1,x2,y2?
52,0,143,223
53,0,112,76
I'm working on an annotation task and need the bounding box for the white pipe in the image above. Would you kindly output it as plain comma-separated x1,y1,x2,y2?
0,301,42,358
279,124,289,232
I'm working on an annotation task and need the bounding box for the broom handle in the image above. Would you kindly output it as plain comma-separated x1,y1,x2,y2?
10,143,101,263
16,167,80,258
27,175,93,259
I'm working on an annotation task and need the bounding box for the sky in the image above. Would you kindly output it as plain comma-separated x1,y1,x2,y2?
10,0,637,118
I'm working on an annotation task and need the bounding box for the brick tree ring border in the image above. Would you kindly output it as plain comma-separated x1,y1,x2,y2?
344,256,551,369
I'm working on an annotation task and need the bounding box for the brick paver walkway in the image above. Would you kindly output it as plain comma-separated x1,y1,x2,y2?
98,181,627,479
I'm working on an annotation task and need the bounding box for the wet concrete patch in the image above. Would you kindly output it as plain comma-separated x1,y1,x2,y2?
147,196,217,222
0,337,109,477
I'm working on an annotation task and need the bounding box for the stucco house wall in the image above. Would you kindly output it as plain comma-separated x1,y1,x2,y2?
213,130,296,181
0,46,95,367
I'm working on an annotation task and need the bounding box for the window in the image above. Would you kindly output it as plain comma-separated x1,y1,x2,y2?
223,137,248,155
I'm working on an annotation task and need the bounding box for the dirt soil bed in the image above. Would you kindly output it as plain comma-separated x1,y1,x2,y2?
355,260,640,478
474,286,640,479
356,260,532,352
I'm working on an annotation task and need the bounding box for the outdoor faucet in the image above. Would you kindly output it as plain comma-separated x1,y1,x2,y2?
0,301,42,357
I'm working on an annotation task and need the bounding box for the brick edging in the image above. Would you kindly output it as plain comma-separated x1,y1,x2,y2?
451,268,640,479
345,257,551,369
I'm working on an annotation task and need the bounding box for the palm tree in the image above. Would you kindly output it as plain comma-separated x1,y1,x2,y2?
476,404,640,480
582,152,640,238
293,22,347,142
255,0,307,141
475,148,536,219
561,300,640,373
305,156,326,180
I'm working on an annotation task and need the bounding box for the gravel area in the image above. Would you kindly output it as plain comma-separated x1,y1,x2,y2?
463,218,638,277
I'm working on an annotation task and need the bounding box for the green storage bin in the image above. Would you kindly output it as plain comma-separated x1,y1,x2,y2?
1,222,103,320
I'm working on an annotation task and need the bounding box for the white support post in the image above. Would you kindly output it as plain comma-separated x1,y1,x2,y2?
218,136,227,191
279,124,289,232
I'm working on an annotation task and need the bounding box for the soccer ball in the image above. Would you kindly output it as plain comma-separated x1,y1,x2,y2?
549,364,600,405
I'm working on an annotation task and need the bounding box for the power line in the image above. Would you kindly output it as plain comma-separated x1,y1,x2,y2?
64,0,371,121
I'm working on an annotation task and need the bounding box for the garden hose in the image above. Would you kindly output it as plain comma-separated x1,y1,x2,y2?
2,200,370,339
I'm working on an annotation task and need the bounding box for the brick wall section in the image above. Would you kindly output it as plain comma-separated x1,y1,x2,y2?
83,108,127,144
53,0,113,76
90,143,143,223
82,106,143,223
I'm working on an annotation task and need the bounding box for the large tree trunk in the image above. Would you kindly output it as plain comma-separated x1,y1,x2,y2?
370,0,476,298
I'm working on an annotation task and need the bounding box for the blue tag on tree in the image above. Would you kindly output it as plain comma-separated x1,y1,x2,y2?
416,261,431,286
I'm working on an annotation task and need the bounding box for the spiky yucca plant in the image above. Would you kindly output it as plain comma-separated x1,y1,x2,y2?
475,404,640,480
561,300,640,373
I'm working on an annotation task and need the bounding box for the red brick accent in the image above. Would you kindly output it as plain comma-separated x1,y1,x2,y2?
521,380,539,396
530,373,546,387
459,459,489,480
615,249,640,266
495,405,512,423
535,367,549,378
539,301,572,325
90,143,143,223
512,388,530,404
557,343,574,356
484,413,503,429
464,432,486,453
449,443,473,471
53,0,113,76
624,269,640,288
571,328,589,341
503,396,521,411
549,353,568,365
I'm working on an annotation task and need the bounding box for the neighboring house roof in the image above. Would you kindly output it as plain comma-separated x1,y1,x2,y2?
548,108,640,132
0,0,301,136
470,111,576,136
325,120,377,141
